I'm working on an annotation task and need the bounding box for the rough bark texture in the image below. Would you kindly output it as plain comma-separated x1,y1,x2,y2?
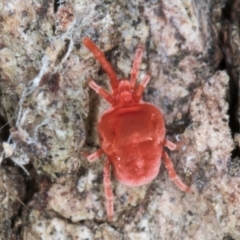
0,0,238,239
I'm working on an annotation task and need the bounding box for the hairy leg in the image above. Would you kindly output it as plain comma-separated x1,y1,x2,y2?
134,74,150,101
164,139,183,151
164,139,177,151
87,148,104,162
131,45,144,86
88,79,115,104
83,37,119,89
103,158,114,221
162,151,190,192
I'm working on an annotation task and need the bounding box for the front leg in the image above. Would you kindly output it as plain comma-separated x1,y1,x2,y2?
88,79,115,104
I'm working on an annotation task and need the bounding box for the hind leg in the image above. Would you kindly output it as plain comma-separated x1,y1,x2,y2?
162,150,190,192
103,158,114,221
87,149,104,162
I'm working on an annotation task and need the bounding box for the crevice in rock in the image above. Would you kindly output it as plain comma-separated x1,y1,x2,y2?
84,87,100,147
54,0,66,13
222,234,236,240
219,0,240,158
11,167,45,238
0,115,10,141
55,39,71,65
84,48,119,148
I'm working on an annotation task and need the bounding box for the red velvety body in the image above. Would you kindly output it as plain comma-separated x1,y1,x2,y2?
98,102,165,186
83,37,190,220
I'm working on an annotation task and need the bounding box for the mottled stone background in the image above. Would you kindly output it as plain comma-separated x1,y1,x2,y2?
0,0,239,239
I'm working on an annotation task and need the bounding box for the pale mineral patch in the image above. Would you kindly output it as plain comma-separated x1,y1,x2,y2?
22,211,93,240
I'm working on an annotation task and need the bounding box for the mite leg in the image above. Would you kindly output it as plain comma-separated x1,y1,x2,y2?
83,37,119,90
130,45,144,86
162,151,190,192
164,139,183,151
103,158,114,221
164,139,177,151
87,148,104,162
88,79,115,104
134,74,150,102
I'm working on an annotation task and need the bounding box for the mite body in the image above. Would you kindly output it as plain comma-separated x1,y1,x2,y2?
99,104,164,186
83,37,190,220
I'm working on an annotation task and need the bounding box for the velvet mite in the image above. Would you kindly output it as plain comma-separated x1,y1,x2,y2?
83,37,190,220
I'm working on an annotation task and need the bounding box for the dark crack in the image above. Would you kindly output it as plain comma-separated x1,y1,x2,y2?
218,1,240,158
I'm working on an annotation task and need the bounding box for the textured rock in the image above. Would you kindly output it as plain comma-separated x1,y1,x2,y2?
0,0,238,239
0,167,26,240
0,0,86,182
22,211,93,240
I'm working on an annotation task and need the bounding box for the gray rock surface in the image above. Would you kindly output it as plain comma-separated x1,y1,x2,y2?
0,0,238,239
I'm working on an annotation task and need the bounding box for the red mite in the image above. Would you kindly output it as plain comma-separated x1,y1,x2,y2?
83,37,190,220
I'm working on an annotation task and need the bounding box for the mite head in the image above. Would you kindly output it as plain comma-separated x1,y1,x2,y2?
115,79,134,105
83,37,150,107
